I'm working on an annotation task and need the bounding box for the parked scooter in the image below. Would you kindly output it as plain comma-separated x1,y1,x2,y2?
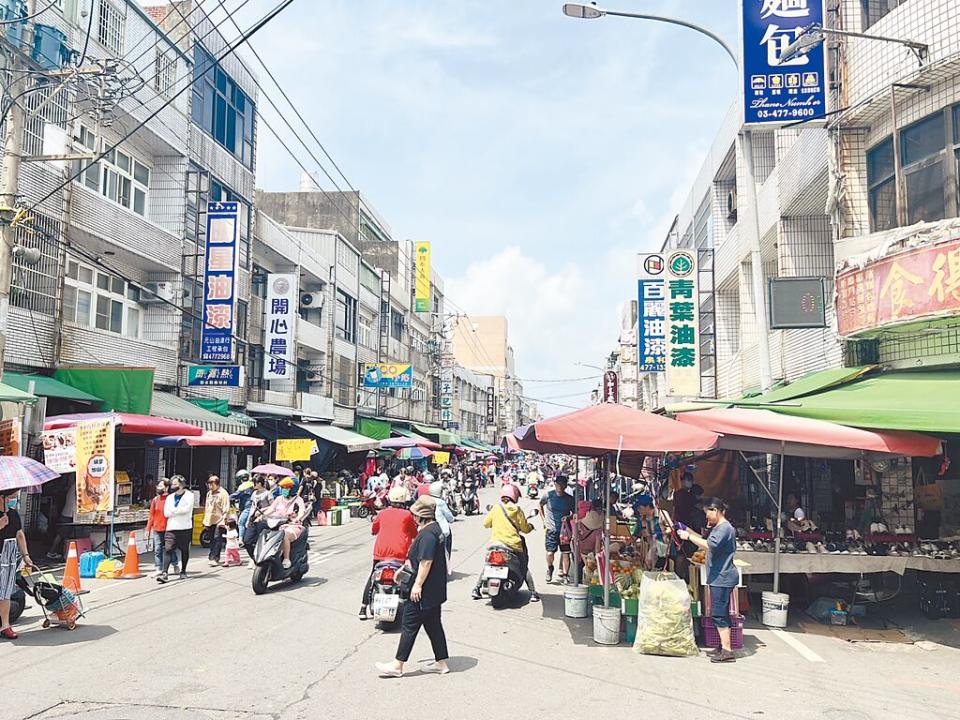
251,517,310,594
369,558,405,630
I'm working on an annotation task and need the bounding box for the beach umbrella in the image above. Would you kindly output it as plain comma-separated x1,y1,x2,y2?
0,456,59,492
395,447,433,461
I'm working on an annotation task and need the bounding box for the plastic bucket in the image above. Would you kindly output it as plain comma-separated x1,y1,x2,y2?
592,605,621,645
564,585,589,618
761,591,790,628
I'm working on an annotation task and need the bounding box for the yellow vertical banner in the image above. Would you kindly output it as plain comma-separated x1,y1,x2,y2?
415,241,431,313
75,418,115,513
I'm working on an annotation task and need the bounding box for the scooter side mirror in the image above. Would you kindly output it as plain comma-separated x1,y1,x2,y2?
485,504,493,511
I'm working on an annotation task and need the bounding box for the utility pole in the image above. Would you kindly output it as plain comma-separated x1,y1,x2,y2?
0,0,37,382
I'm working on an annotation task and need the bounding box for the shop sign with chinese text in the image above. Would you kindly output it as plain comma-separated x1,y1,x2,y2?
415,241,431,312
741,0,827,126
664,250,700,397
201,202,239,362
362,363,413,389
637,253,666,372
75,418,115,514
264,274,299,379
188,365,244,387
836,238,960,336
603,370,619,403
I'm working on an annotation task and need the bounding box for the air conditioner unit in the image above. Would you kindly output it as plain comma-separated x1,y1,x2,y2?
140,281,176,304
726,188,738,220
300,292,323,309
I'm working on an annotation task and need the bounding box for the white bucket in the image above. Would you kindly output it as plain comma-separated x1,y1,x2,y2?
592,605,621,645
564,585,589,618
761,591,790,628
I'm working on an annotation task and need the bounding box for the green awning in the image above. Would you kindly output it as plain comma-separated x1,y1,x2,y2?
393,427,439,445
413,424,461,446
708,366,877,408
356,417,392,441
151,391,250,434
462,438,496,452
3,372,100,403
0,381,37,404
765,370,960,434
54,367,154,414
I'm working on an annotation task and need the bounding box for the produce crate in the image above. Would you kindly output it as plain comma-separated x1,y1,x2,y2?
621,598,639,617
328,509,342,526
701,615,744,650
624,614,638,644
588,585,620,607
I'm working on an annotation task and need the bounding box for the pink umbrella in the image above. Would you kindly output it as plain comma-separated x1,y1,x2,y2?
251,463,295,477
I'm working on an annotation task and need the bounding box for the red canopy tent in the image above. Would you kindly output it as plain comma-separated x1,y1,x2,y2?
513,403,718,457
502,434,520,452
44,412,203,437
150,431,264,448
676,408,941,459
675,407,941,593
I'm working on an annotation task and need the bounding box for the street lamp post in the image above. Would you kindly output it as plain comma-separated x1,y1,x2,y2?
563,2,774,393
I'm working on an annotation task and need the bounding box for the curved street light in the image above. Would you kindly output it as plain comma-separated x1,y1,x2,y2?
561,1,775,395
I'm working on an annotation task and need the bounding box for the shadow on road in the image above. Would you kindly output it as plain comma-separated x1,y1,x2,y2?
10,623,118,646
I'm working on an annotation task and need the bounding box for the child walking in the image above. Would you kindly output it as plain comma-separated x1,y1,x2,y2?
222,519,243,567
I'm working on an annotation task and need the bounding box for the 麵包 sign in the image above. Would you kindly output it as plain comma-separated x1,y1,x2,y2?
264,274,298,379
664,250,700,397
201,202,239,362
741,0,827,126
836,237,960,337
363,363,413,389
637,253,666,372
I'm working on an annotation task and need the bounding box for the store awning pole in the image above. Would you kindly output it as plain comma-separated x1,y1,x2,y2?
573,454,581,586
773,441,785,594
603,454,610,608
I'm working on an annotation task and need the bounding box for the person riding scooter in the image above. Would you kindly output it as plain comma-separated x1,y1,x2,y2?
360,486,417,620
258,478,308,569
472,484,539,602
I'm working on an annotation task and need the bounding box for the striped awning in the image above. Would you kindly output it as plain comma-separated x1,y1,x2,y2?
151,391,251,435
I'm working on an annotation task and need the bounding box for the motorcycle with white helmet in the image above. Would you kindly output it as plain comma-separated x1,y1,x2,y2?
365,485,417,628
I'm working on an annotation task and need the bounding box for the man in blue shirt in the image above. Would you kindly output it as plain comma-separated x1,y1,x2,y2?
538,475,576,584
678,497,739,663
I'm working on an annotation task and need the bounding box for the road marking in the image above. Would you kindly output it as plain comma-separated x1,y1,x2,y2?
770,627,826,663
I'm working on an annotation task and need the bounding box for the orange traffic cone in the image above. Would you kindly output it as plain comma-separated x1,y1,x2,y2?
63,540,82,594
120,531,143,579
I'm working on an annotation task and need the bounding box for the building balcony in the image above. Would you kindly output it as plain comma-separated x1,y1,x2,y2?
298,318,327,352
70,186,183,271
59,323,178,385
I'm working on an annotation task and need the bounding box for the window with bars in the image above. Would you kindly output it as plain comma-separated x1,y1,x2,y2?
63,258,142,338
97,0,124,55
335,354,353,406
154,49,177,97
866,103,960,231
11,214,60,315
861,0,910,28
22,80,68,157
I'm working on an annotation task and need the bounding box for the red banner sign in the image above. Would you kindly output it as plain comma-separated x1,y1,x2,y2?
836,237,960,336
603,370,619,404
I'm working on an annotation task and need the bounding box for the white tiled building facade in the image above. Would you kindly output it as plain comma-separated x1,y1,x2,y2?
635,0,960,409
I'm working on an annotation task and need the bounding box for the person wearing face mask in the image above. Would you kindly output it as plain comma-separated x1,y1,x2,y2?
145,479,179,577
673,472,699,528
158,476,195,583
1,490,33,639
260,478,307,569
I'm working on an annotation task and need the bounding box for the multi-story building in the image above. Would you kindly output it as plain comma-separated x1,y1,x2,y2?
633,0,960,410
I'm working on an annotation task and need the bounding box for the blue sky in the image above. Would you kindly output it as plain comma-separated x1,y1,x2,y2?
228,0,740,414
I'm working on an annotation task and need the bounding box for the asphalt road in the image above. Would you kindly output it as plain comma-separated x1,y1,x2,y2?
4,486,960,720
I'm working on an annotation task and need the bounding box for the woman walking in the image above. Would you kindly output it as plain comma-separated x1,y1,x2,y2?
0,490,34,639
376,496,450,678
158,476,195,584
146,479,179,576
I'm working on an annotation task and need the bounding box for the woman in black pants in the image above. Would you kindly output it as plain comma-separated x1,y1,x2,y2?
376,496,450,677
158,476,195,583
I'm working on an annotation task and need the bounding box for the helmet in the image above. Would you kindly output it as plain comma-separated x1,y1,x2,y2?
235,469,251,481
440,468,452,478
500,484,520,503
429,481,443,498
423,473,435,483
388,486,409,504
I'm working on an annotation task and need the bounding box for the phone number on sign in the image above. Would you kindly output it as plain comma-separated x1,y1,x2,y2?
753,108,819,120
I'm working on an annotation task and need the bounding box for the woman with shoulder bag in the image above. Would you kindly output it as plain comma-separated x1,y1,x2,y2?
376,496,450,678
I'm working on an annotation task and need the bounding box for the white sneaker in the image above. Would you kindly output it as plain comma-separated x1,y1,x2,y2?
208,559,219,567
282,559,292,569
247,560,255,569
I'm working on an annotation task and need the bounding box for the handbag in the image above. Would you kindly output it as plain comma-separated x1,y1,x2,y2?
395,563,415,599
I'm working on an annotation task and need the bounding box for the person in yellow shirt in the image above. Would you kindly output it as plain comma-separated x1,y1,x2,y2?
471,485,540,602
